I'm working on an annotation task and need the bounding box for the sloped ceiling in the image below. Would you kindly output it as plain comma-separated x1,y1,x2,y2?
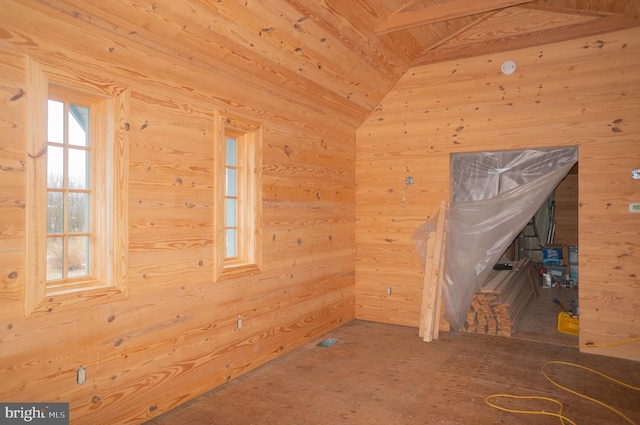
36,0,640,123
403,1,640,66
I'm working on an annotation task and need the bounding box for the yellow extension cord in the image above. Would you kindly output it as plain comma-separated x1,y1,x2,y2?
485,336,640,424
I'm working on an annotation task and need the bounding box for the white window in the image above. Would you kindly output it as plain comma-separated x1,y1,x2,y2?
25,59,129,315
45,90,94,287
214,112,262,280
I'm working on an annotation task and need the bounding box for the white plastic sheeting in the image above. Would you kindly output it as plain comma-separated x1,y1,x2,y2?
413,147,578,331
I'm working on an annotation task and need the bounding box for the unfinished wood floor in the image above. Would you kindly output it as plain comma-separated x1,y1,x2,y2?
512,286,579,346
145,318,639,425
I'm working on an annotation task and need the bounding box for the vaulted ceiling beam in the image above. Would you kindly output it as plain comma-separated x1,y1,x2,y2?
376,0,535,34
410,13,639,67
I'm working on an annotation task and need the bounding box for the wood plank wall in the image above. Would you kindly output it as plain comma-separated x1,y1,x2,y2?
0,2,356,424
554,165,578,245
356,28,640,361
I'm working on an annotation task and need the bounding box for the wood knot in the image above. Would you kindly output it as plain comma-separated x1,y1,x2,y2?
10,89,25,101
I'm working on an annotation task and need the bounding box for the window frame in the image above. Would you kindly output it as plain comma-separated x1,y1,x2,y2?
24,58,129,316
213,111,262,281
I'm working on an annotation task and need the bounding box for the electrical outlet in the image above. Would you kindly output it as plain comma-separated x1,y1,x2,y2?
237,316,243,330
405,176,414,185
77,367,86,385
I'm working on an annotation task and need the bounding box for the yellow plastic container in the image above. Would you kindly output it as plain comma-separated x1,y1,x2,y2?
557,312,579,336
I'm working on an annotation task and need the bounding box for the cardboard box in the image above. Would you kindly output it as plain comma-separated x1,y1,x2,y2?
543,245,564,266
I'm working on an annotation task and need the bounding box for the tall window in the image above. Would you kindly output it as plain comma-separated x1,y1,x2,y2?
225,136,239,259
46,92,93,286
214,112,262,280
25,59,129,315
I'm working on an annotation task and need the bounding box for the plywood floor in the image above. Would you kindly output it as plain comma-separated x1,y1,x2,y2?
145,316,639,425
511,286,579,346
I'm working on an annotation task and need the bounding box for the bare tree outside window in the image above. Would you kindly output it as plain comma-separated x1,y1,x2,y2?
46,99,91,281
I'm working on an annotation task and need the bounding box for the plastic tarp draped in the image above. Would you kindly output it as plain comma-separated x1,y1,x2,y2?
413,147,578,331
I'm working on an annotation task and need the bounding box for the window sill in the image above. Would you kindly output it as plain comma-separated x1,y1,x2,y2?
216,263,262,281
26,283,128,316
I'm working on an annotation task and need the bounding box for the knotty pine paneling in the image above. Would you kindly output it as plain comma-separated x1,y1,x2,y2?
356,27,640,361
0,50,27,311
0,1,355,424
534,0,640,19
32,0,407,122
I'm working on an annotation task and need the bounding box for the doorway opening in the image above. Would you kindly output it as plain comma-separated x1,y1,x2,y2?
510,163,579,345
445,147,578,345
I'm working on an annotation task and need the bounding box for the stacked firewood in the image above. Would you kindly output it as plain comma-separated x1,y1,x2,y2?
464,257,536,337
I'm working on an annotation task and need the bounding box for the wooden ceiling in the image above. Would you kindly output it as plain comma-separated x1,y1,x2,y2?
35,0,640,123
391,0,640,67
